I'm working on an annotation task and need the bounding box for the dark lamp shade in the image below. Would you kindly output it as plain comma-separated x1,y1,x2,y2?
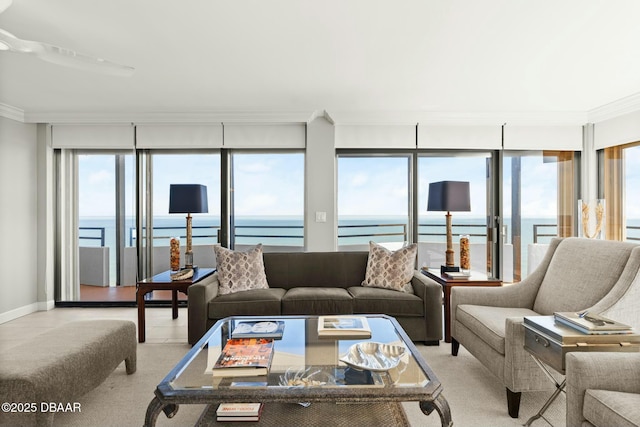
427,181,471,212
169,184,208,214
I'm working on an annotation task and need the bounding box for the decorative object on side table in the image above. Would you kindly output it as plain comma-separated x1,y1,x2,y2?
578,199,605,239
169,184,208,269
169,237,180,271
427,180,471,274
459,234,470,274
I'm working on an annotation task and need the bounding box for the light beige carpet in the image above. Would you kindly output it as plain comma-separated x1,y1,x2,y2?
52,343,564,427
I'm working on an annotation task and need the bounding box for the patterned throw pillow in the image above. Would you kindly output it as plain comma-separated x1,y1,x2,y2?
214,244,269,295
362,241,418,293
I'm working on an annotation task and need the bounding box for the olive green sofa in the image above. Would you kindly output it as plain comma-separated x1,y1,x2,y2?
188,251,443,345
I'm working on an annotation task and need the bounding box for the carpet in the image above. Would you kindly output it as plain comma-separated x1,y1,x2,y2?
52,343,565,427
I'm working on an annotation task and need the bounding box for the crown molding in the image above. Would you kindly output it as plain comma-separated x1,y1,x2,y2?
328,110,588,126
587,92,640,123
22,110,317,124
0,103,25,122
11,101,638,127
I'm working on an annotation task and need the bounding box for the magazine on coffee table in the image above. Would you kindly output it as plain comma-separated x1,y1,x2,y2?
210,338,274,377
231,320,285,339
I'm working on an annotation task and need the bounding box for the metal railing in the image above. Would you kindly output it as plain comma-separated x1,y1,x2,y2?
79,227,106,246
418,223,487,239
82,222,640,247
338,223,407,241
533,224,557,244
627,226,640,242
129,225,220,246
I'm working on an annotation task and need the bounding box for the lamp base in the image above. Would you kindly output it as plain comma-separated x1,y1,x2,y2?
441,265,460,274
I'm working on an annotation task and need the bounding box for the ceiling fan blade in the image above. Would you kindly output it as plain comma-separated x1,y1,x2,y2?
0,28,135,77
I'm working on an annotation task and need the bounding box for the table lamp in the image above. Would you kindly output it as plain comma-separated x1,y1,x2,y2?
169,184,208,269
427,181,471,274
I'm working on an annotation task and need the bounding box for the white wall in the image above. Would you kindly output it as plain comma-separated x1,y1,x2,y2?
305,116,337,251
0,117,39,321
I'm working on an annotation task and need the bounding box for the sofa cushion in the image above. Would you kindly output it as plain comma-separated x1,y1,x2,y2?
214,244,269,295
282,287,353,315
208,288,286,319
361,241,417,293
456,305,538,355
348,286,423,317
263,252,368,289
584,389,640,427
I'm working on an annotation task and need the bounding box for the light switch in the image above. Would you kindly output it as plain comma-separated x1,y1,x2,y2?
315,211,327,223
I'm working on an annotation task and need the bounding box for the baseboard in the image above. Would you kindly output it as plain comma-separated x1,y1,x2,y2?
0,302,40,324
38,300,55,311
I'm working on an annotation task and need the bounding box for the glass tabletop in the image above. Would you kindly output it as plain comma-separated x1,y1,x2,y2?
156,314,441,404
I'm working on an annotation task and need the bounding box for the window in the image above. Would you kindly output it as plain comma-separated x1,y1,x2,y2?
503,151,577,281
417,154,492,277
625,145,640,242
337,155,410,250
230,152,304,250
146,153,221,276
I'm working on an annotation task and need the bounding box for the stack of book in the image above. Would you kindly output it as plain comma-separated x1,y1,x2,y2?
553,311,634,335
216,402,263,422
231,320,285,339
212,337,275,377
317,315,372,339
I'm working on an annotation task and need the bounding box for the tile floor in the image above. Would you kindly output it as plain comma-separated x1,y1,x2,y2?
0,306,189,350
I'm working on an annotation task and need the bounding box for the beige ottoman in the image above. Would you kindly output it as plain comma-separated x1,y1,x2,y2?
0,319,137,427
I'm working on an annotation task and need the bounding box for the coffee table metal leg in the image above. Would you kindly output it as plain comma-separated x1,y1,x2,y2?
144,396,179,427
420,394,453,427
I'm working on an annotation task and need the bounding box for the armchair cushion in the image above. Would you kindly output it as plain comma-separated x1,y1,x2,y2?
533,239,635,314
583,389,640,427
456,305,537,355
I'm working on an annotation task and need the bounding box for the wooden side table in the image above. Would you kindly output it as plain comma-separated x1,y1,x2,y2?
136,268,215,343
421,268,501,343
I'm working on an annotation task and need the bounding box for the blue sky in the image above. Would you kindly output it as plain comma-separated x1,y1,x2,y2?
78,150,640,219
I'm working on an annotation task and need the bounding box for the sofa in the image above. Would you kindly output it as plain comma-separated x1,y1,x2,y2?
448,237,640,418
188,250,443,345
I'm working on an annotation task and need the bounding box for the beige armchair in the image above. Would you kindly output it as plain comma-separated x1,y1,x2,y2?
566,353,640,427
449,237,640,418
565,267,640,427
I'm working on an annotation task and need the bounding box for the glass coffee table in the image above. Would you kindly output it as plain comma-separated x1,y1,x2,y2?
144,314,452,427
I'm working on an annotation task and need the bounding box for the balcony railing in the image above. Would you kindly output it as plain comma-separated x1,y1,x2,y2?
82,222,640,247
78,227,106,246
628,226,640,242
533,224,558,244
338,223,407,241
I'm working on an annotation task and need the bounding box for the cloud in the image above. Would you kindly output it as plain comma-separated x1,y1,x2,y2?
88,170,112,184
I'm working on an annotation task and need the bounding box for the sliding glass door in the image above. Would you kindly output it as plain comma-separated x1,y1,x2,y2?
503,151,578,281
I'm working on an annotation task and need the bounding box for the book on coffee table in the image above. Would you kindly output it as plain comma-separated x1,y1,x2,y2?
231,320,285,339
211,338,274,377
317,316,371,339
216,402,263,421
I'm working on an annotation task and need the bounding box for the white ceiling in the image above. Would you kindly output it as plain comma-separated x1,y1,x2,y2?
1,0,640,124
